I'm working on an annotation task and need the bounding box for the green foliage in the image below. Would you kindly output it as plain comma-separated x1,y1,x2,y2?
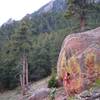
48,68,58,88
48,76,57,88
0,25,69,90
49,88,56,100
65,0,100,30
0,2,100,91
95,79,100,87
68,96,75,100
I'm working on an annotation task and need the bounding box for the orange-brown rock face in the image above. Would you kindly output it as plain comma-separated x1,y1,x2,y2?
57,27,100,95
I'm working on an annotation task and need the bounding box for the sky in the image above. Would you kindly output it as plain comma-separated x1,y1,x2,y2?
0,0,51,25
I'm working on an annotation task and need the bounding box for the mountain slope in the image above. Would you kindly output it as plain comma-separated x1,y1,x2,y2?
1,0,100,35
0,0,67,36
35,0,67,14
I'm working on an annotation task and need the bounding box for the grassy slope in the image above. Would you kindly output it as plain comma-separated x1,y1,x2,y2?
0,77,50,100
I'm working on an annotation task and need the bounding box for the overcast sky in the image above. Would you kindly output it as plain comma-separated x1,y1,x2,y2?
0,0,51,25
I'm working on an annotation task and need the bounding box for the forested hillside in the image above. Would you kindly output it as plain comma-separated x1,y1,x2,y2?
0,0,100,91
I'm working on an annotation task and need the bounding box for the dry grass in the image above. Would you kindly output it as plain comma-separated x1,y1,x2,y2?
0,77,50,100
0,89,21,100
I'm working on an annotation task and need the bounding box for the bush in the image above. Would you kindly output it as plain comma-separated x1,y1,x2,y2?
48,67,58,88
49,88,56,100
48,75,57,88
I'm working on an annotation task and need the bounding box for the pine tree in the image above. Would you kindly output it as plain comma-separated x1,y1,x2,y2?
10,20,32,95
65,0,99,31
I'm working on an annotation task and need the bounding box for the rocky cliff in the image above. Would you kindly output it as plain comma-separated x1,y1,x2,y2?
35,0,67,14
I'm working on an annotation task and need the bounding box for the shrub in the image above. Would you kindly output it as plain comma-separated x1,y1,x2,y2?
48,75,57,88
48,68,58,88
49,88,56,100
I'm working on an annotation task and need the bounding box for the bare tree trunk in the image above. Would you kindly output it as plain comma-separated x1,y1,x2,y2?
22,55,26,95
20,75,23,95
80,17,85,31
25,57,28,88
20,54,29,96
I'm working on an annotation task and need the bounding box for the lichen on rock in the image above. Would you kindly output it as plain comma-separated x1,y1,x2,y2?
57,27,100,95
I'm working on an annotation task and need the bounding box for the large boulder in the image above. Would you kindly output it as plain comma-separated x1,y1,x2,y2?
57,27,100,94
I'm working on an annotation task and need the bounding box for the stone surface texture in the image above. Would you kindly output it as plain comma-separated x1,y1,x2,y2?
57,27,100,94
